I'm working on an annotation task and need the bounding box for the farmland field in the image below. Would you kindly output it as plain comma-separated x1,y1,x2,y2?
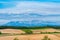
0,28,60,40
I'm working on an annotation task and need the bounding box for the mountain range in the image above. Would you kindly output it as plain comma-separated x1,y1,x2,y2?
2,21,60,26
0,13,60,26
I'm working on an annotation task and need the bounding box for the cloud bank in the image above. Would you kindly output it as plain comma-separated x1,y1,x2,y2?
0,1,60,25
0,2,60,15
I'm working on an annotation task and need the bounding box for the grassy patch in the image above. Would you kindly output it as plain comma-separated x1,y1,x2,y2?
21,29,33,34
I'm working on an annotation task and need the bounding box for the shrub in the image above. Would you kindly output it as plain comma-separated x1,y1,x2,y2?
22,29,33,34
0,31,2,34
42,36,51,40
14,38,19,40
25,30,33,34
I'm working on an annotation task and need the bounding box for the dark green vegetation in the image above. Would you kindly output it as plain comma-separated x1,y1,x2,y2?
42,36,51,40
40,32,60,34
0,25,60,29
0,25,60,35
0,31,2,34
21,29,33,34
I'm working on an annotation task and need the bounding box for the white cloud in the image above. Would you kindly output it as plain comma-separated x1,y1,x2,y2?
0,1,60,25
0,2,60,15
0,19,10,25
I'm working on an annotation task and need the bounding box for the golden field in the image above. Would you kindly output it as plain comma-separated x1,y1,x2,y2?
0,28,60,40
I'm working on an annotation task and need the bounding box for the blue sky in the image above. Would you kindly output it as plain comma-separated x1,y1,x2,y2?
0,0,60,26
0,0,60,2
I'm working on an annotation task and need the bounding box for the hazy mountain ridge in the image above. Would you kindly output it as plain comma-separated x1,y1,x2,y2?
0,13,60,26
2,21,60,26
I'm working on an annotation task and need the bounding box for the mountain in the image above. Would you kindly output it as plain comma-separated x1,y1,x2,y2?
3,21,25,26
2,20,60,27
3,21,44,26
3,21,33,26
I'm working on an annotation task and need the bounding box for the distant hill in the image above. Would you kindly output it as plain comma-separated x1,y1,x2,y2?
0,13,60,26
2,21,46,26
2,20,60,27
3,21,26,26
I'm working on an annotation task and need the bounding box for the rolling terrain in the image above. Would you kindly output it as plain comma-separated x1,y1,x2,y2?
0,28,60,40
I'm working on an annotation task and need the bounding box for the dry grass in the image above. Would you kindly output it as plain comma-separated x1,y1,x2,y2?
0,34,60,40
0,29,25,34
32,28,60,33
0,28,60,40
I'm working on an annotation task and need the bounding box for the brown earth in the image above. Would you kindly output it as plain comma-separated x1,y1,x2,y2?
0,34,60,40
0,29,25,34
32,28,60,33
0,28,60,40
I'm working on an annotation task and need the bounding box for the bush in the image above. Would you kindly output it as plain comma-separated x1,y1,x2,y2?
22,29,33,34
42,36,51,40
14,38,19,40
0,31,2,34
25,30,33,34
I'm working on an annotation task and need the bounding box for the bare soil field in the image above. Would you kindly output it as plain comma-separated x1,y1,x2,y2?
0,29,25,34
0,28,60,40
32,28,60,33
0,34,60,40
